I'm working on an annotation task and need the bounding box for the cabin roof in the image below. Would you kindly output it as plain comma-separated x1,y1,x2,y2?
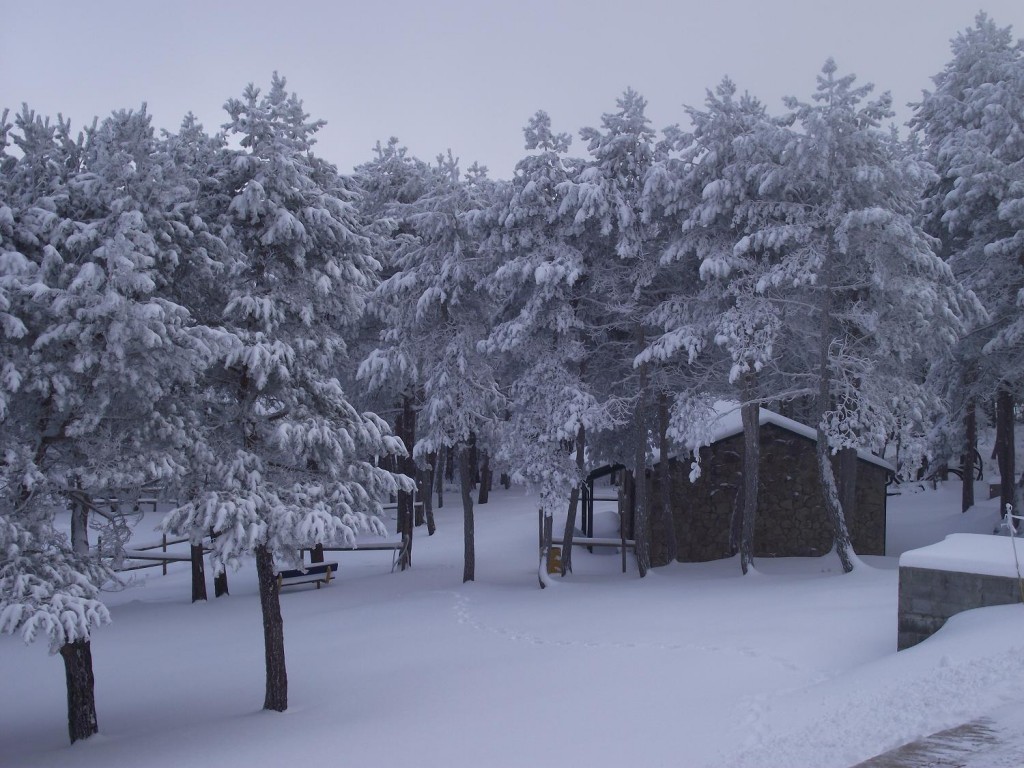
671,401,895,471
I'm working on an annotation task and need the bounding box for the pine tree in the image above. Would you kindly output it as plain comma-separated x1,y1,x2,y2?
556,90,661,575
162,75,407,711
478,111,617,577
641,79,778,572
745,60,977,570
360,152,501,583
354,139,438,547
1,104,214,742
912,13,1024,514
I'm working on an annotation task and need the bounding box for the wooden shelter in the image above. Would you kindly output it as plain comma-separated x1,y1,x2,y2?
645,406,892,566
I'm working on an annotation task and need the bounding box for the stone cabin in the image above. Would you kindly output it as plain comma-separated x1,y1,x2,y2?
643,407,892,566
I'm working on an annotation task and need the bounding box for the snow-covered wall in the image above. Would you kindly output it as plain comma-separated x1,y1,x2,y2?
898,535,1024,649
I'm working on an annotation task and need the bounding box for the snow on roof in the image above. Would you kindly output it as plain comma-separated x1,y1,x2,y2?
697,401,895,471
899,533,1024,579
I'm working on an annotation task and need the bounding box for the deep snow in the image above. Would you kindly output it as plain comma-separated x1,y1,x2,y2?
2,479,1023,768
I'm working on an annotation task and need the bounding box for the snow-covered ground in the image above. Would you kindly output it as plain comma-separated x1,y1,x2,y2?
3,479,1023,768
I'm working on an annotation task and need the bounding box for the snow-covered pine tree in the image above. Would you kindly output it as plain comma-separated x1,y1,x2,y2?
478,111,617,578
0,108,111,745
912,13,1024,514
1,104,216,742
162,75,407,711
640,78,780,573
354,139,438,547
746,60,977,571
359,152,502,583
556,90,662,576
159,112,238,596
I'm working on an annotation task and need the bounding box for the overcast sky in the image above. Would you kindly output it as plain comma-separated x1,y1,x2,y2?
5,1,1024,179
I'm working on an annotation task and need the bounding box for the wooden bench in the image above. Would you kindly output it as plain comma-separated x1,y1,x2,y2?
276,561,338,590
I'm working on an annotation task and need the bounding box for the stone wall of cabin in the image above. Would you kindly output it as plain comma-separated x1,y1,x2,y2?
648,423,887,566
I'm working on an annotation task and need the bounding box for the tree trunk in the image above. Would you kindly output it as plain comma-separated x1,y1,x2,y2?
963,399,976,513
538,507,553,589
424,452,437,534
415,465,427,527
997,387,1015,520
817,432,855,572
468,432,479,488
815,249,855,572
70,496,89,556
477,449,491,505
435,446,446,510
214,569,229,597
458,444,476,583
191,544,208,602
838,447,858,528
209,529,230,595
60,639,98,744
396,396,415,570
657,393,678,565
425,473,437,536
560,424,587,576
740,395,760,575
255,544,287,711
632,332,651,577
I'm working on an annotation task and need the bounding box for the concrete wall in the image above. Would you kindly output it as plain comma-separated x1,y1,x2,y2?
898,565,1023,650
648,423,888,565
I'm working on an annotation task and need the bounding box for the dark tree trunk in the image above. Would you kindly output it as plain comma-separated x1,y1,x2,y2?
817,432,855,572
467,432,479,488
656,393,678,565
963,399,977,513
426,471,437,535
191,544,208,603
559,424,587,575
209,529,230,596
815,250,855,572
997,387,1016,520
70,496,89,556
214,570,229,597
435,446,446,510
538,508,554,588
838,447,858,527
255,544,287,711
415,465,427,527
632,334,651,577
500,473,511,489
396,396,416,570
740,396,760,575
60,639,98,744
729,475,744,557
424,452,437,534
445,445,455,484
458,444,476,582
477,449,491,504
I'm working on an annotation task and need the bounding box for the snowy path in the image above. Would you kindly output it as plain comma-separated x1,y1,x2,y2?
852,710,1024,767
